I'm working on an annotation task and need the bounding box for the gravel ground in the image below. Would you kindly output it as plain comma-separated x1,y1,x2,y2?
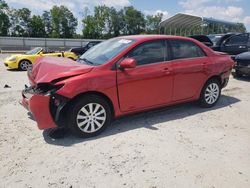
0,54,250,188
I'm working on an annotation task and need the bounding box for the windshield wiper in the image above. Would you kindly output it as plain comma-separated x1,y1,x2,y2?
78,58,94,65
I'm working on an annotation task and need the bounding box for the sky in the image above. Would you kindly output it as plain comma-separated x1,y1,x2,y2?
5,0,250,33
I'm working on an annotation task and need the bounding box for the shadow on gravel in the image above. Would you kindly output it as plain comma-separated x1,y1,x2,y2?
43,95,240,146
6,68,21,72
27,112,35,121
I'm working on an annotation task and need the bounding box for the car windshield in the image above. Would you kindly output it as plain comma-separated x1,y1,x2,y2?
25,47,43,55
79,38,135,65
208,35,223,46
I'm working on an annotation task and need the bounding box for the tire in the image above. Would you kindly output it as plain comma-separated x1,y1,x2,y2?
19,60,31,71
67,94,111,138
199,79,221,108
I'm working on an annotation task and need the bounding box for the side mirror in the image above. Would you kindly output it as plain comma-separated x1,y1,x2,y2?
39,52,43,55
119,58,136,70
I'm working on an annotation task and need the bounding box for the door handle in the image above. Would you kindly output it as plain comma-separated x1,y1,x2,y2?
162,67,172,75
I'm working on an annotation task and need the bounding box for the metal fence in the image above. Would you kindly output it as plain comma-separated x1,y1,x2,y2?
0,37,104,51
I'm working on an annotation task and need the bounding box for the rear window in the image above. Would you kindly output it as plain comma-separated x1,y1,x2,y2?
170,39,206,60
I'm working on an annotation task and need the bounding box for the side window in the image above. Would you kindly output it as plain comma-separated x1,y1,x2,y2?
226,34,248,45
126,40,166,66
170,40,206,60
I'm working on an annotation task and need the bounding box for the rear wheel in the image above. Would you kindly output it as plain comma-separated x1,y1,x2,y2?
199,79,221,108
19,60,31,71
67,95,111,138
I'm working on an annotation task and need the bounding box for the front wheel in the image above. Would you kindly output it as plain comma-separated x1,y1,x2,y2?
199,79,221,108
19,60,31,71
67,95,111,138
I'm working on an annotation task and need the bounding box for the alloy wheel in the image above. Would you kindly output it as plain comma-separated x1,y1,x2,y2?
204,83,220,104
20,61,30,71
76,103,106,133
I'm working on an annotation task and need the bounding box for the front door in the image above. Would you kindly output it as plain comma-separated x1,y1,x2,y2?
117,40,173,112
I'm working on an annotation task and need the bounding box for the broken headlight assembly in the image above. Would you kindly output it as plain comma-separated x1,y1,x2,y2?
34,83,64,95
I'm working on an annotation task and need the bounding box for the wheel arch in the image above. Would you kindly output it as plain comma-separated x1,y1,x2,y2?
206,75,222,86
58,91,115,125
197,75,222,99
18,58,32,63
18,58,32,66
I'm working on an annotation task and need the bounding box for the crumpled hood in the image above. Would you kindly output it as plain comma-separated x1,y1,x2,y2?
29,57,93,85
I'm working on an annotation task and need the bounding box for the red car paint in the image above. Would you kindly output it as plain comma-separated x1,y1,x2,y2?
21,35,235,130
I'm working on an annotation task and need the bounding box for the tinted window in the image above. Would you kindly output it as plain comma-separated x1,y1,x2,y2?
226,34,248,45
126,40,166,66
170,40,206,60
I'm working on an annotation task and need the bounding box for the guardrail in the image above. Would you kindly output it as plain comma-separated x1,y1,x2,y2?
0,37,104,51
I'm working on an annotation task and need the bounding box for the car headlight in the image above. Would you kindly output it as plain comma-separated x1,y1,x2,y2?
9,56,17,61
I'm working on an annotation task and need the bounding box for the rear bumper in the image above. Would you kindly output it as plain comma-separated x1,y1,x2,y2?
21,89,57,130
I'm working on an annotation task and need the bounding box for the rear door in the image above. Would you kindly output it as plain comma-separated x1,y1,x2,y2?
169,39,209,101
117,40,174,112
221,33,249,55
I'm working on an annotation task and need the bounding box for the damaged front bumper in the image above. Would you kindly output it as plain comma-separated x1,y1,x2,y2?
21,85,68,130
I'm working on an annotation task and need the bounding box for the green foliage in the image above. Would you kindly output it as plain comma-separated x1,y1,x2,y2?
30,15,46,37
82,5,164,38
122,6,145,35
9,8,31,36
145,13,163,34
1,2,77,38
0,0,10,36
50,5,78,38
42,11,52,37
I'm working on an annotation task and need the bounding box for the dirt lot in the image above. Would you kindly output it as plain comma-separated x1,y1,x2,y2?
0,54,250,188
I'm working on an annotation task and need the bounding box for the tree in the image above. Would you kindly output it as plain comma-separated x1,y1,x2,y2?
145,13,163,34
9,8,32,36
29,15,45,37
0,0,11,36
42,11,52,37
50,5,78,38
122,6,145,35
82,15,100,39
106,7,125,37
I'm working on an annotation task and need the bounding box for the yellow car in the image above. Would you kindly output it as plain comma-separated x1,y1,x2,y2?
4,47,78,71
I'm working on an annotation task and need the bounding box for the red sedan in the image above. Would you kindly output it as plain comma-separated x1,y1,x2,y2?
22,35,234,137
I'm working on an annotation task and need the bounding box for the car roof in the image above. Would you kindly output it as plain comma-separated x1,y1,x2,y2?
117,35,191,41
